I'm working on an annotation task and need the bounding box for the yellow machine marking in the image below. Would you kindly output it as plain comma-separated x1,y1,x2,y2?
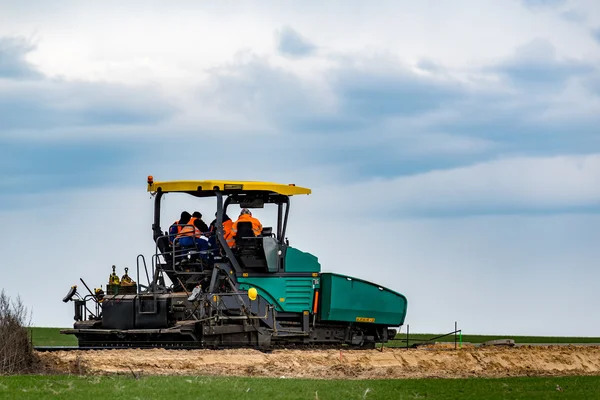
224,184,243,190
242,273,249,277
279,298,285,302
355,317,375,323
311,273,319,277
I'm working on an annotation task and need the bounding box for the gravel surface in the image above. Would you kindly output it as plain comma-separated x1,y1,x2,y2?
37,344,600,379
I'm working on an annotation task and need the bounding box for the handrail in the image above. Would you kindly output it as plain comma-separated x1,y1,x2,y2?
155,230,220,267
136,254,151,294
150,231,222,295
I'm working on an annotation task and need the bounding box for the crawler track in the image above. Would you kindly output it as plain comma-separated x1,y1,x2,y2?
34,343,376,352
34,341,600,353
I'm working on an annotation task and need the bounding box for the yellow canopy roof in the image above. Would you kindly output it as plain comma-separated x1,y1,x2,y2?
147,179,311,196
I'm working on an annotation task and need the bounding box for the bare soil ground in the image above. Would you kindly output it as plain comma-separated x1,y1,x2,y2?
37,345,600,379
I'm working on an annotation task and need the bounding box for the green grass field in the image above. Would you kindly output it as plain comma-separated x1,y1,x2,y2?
28,327,600,347
28,328,77,346
1,375,599,400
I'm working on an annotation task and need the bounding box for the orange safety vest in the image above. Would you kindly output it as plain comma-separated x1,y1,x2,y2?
172,220,183,234
223,219,234,247
178,218,201,238
231,214,263,238
210,219,235,247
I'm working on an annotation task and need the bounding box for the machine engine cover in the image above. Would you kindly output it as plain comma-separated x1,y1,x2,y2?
102,296,135,329
135,297,169,329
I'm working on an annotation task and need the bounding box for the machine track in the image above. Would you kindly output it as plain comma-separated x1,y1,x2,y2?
34,342,600,352
34,342,377,352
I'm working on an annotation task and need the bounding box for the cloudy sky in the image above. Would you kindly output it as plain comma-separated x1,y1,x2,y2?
1,0,600,336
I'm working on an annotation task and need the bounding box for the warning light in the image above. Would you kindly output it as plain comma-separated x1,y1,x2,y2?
148,175,154,185
289,183,295,186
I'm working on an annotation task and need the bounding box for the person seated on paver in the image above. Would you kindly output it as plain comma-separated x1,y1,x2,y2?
190,211,209,234
231,208,263,239
168,211,191,244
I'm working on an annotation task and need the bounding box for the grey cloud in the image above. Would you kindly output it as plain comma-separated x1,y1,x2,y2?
584,71,600,97
560,9,586,23
493,38,593,88
522,0,566,9
313,153,600,218
202,56,342,130
332,65,464,118
435,87,600,156
201,56,493,180
0,137,137,205
0,80,178,130
417,58,441,72
276,26,316,58
204,54,466,134
593,28,600,44
2,41,589,200
0,36,42,79
199,49,600,181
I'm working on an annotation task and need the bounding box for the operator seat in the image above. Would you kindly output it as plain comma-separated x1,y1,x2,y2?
235,222,257,247
234,222,267,270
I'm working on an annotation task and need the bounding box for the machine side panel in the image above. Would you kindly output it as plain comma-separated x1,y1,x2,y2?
238,276,316,313
319,273,407,326
285,247,321,273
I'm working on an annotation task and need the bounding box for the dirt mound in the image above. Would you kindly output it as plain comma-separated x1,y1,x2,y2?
38,345,600,379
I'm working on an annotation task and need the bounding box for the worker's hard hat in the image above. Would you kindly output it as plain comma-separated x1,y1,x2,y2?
240,208,251,215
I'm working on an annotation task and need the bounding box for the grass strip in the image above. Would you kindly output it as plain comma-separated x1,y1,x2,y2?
28,327,600,347
1,375,598,400
29,328,77,347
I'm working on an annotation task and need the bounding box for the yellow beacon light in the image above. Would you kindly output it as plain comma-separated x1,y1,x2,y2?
248,287,258,301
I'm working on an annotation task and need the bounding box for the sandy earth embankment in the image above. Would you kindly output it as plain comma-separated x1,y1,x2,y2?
38,345,600,379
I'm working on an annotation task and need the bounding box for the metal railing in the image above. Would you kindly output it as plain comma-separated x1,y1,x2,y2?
135,254,152,294
155,224,221,270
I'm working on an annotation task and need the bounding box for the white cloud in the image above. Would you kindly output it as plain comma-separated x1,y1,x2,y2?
2,0,598,84
310,154,600,216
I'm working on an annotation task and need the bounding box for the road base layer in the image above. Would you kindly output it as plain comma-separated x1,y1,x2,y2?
37,344,600,379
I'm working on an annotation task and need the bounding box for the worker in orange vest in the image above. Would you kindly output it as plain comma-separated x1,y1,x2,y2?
231,208,263,239
209,213,235,248
190,211,209,234
168,211,191,244
222,214,235,247
177,214,211,260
